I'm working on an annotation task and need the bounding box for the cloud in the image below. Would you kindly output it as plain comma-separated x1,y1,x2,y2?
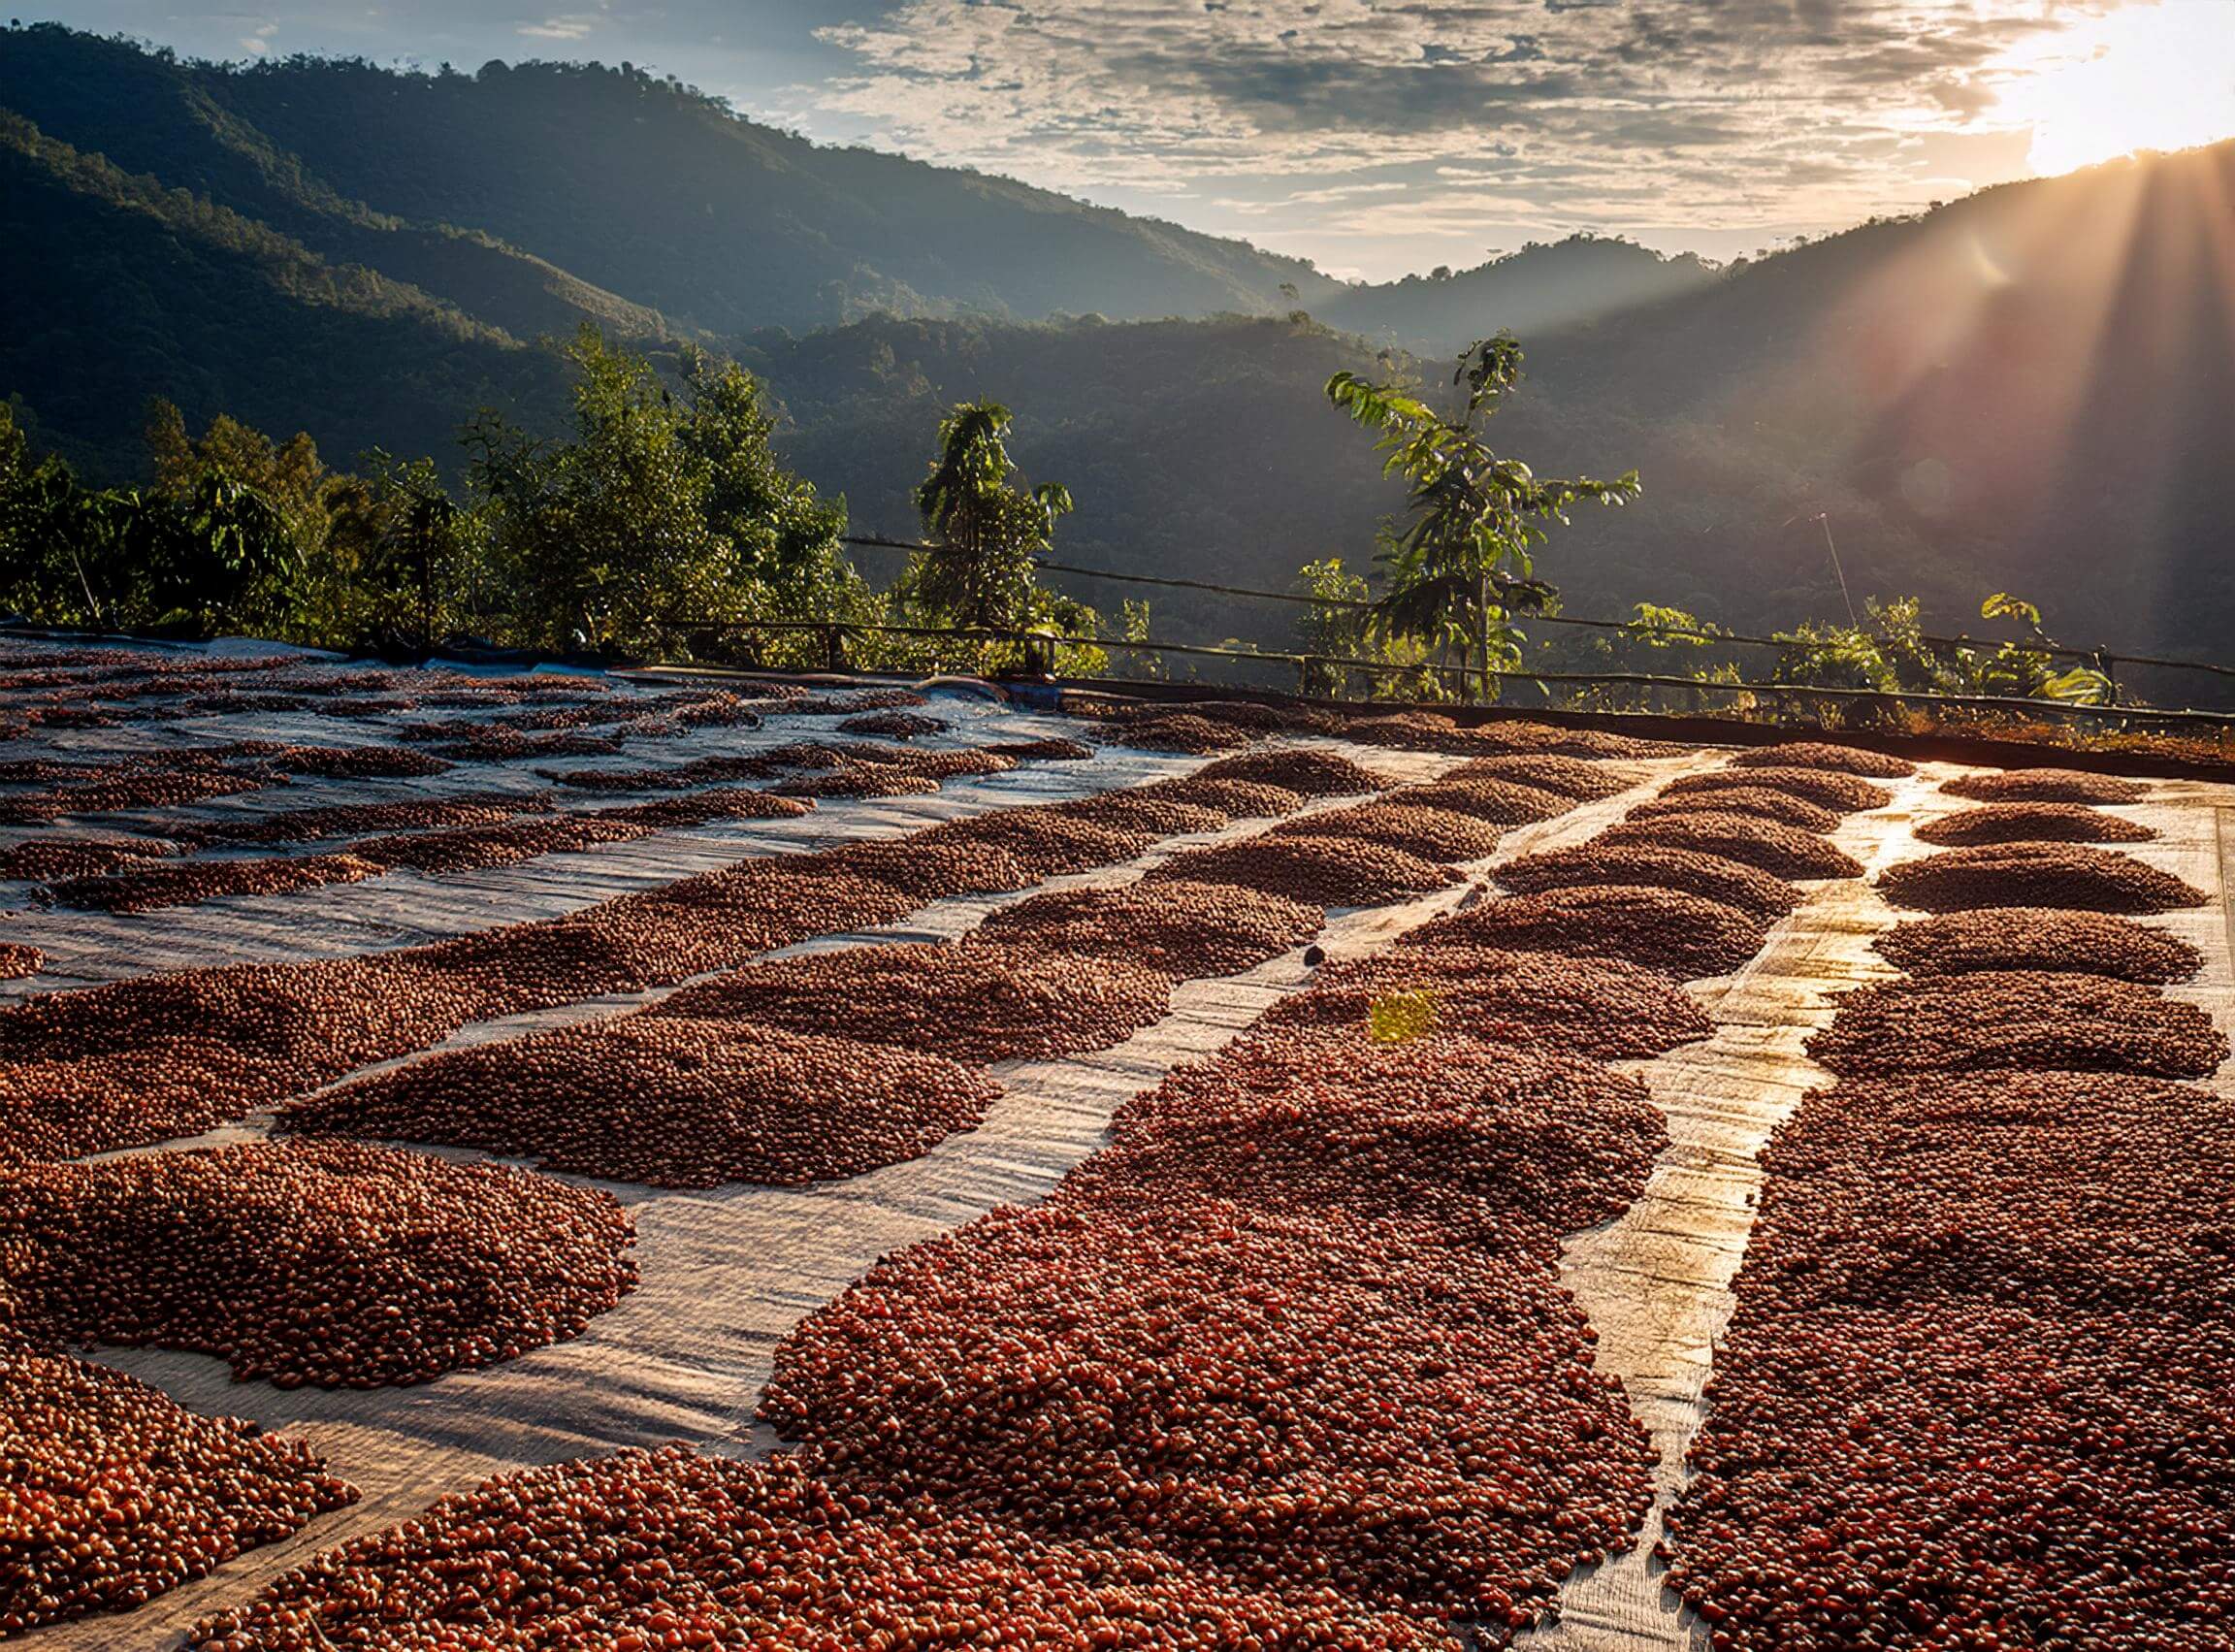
518,9,600,40
807,0,2141,232
1211,180,1412,213
56,0,2191,278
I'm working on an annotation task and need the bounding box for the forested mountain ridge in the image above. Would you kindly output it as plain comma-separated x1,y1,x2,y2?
0,28,676,349
1314,236,1719,356
7,22,2233,660
0,107,572,481
1510,137,2235,656
0,25,1339,340
754,140,2235,658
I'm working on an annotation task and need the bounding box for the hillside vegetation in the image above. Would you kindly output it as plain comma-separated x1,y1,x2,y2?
5,24,2233,661
0,26,1333,340
0,108,569,481
1314,236,1717,355
1514,139,2235,656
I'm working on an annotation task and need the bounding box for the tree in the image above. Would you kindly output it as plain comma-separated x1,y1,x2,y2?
0,400,94,622
1325,332,1639,700
321,450,478,648
1979,593,2116,702
907,400,1074,632
1292,556,1371,696
141,401,336,635
49,470,298,635
467,326,862,656
677,346,859,628
146,401,331,558
1290,554,1441,699
1768,592,2115,706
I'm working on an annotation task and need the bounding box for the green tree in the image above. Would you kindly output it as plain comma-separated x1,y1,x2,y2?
1770,593,2114,707
906,400,1074,632
320,450,480,648
146,401,332,559
1978,593,2115,703
142,401,333,635
1326,333,1639,700
1292,556,1370,696
1114,597,1163,681
1290,554,1440,700
467,326,862,656
0,401,97,623
48,470,298,635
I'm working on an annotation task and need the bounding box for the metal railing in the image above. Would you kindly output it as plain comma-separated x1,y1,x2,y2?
837,534,2235,697
677,613,2235,731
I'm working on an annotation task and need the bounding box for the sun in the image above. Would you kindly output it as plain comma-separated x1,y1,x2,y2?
1991,0,2235,178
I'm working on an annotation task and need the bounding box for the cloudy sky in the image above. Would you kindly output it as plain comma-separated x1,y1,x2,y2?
33,0,2235,278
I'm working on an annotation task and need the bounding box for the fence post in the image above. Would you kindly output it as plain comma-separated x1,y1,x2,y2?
2093,647,2119,703
823,625,847,673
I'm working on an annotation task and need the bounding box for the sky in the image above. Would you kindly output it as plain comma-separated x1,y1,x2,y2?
28,0,2235,279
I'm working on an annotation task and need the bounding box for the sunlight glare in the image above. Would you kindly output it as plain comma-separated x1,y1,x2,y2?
1993,0,2235,178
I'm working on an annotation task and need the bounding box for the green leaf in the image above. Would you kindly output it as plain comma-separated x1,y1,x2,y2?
1982,592,2043,628
2038,665,2115,705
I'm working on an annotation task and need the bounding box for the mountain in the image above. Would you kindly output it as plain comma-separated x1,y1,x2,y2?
755,142,2235,670
1507,138,2235,662
0,26,1335,342
0,29,676,351
6,23,2231,669
0,107,570,482
741,313,1399,641
1316,236,1719,357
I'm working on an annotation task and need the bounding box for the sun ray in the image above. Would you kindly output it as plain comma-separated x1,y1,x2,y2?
1990,0,2235,178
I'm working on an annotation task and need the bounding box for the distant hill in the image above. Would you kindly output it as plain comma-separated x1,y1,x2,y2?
758,143,2235,664
0,29,675,350
0,106,568,481
742,314,1400,641
5,22,2230,664
0,26,1336,341
1316,236,1719,357
1507,139,2235,658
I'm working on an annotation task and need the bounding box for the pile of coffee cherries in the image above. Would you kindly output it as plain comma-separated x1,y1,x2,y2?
1270,799,1509,862
49,852,387,913
1627,786,1838,833
1,1138,635,1386
1095,712,1255,754
1662,765,1893,814
185,1447,1450,1652
1666,764,2235,1649
1874,907,2202,984
1599,810,1862,881
1405,884,1768,979
1495,842,1802,922
1263,946,1714,1058
1,1350,358,1636
970,878,1322,981
1916,800,2156,846
284,1016,1004,1187
1149,833,1461,907
1940,766,2147,804
1809,968,2228,1079
1879,841,2205,913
